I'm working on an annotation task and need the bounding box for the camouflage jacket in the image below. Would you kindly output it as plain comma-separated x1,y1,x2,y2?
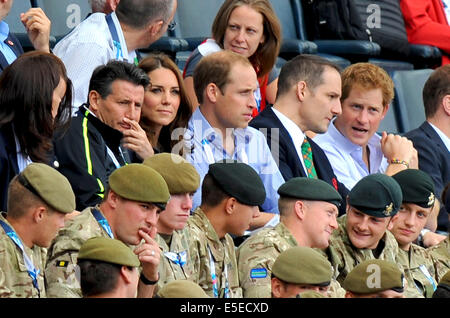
327,215,424,298
236,223,297,298
45,206,110,298
155,229,195,293
186,207,242,298
0,214,47,298
397,244,438,298
428,236,450,282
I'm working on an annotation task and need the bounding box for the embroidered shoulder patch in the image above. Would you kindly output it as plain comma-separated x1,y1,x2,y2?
55,261,69,267
250,268,267,279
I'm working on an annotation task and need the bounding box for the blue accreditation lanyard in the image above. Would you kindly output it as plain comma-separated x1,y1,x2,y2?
0,219,41,296
105,13,139,66
208,246,230,298
91,209,114,238
164,251,187,267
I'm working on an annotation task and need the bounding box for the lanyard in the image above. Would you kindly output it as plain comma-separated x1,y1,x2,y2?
106,13,124,61
164,251,187,267
419,265,437,291
201,134,249,165
0,220,41,296
208,246,230,298
91,209,114,238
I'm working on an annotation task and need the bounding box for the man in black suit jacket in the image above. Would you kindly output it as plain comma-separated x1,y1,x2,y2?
250,54,349,215
405,64,450,233
0,0,51,72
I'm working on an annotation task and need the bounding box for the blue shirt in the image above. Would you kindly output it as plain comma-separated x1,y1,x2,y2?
0,21,18,65
313,119,388,190
184,108,284,214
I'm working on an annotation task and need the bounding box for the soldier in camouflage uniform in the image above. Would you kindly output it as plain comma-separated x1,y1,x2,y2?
0,163,75,298
143,153,200,293
187,161,266,298
390,169,439,297
325,173,424,298
45,164,170,298
237,177,345,298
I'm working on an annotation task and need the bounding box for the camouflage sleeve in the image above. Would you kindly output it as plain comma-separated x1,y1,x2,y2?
225,235,242,298
237,239,280,298
44,247,82,298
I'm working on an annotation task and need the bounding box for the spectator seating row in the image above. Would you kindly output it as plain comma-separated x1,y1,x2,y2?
4,1,433,135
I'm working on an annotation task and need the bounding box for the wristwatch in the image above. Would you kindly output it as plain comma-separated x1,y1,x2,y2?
140,273,159,285
417,228,431,246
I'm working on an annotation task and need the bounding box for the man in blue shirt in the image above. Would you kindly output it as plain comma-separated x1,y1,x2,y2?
0,0,51,71
183,50,285,229
314,63,417,190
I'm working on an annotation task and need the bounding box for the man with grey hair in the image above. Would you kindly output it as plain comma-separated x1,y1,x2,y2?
55,0,177,112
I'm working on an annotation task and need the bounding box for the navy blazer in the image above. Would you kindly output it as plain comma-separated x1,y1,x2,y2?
0,124,19,212
250,106,349,215
405,121,450,231
0,32,24,72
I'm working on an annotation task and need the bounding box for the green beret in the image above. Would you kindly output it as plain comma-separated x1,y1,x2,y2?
208,161,266,206
19,163,75,214
278,177,342,208
343,259,404,294
296,290,326,298
272,246,332,285
109,164,170,209
439,270,450,287
77,237,140,267
143,153,200,194
392,169,436,208
156,280,209,298
349,174,402,218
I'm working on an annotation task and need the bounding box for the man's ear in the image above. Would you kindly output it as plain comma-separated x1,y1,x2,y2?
296,81,308,102
225,197,237,215
32,206,47,224
271,277,283,298
205,83,219,103
387,214,399,231
381,103,389,120
443,95,450,116
88,90,102,113
148,20,164,37
294,200,306,220
120,266,134,284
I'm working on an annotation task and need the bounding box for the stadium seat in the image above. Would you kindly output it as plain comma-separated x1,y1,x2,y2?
391,69,433,133
296,0,380,61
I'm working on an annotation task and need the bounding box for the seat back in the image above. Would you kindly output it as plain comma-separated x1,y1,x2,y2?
170,0,224,50
391,69,433,133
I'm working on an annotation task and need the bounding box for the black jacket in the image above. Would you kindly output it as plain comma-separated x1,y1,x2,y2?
53,105,133,211
250,106,349,215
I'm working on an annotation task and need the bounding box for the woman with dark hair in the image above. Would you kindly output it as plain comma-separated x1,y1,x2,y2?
183,0,281,116
138,53,193,154
0,51,73,211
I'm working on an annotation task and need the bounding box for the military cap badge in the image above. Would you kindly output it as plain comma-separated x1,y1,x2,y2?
383,203,393,216
427,193,435,207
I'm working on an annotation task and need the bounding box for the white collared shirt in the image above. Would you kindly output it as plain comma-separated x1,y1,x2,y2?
314,119,388,190
271,107,308,174
54,12,137,114
428,121,450,151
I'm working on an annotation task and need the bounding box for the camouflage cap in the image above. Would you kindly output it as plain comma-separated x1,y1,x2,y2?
109,164,170,209
278,177,342,208
296,290,326,298
392,169,436,208
348,173,402,218
272,246,332,285
208,161,266,206
143,153,200,194
19,163,75,214
77,237,140,267
156,280,209,298
343,259,404,294
439,270,450,287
